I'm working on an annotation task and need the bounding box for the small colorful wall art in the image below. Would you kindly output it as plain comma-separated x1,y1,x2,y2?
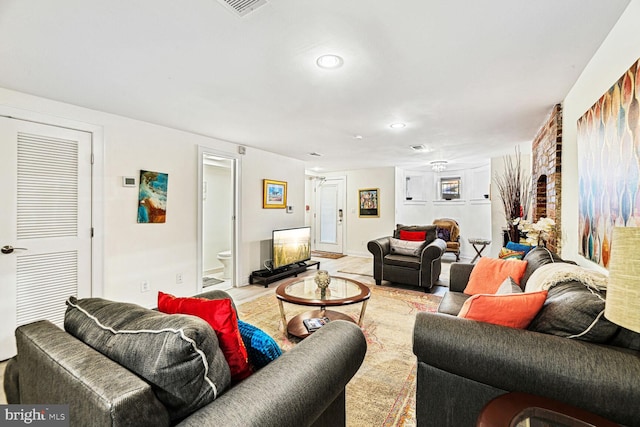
577,57,640,267
137,170,168,223
263,179,287,209
359,188,379,217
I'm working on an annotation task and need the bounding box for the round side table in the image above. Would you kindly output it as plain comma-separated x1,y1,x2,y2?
477,392,619,427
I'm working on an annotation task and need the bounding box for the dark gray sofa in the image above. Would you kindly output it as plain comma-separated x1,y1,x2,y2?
367,224,447,292
4,290,367,427
412,248,640,426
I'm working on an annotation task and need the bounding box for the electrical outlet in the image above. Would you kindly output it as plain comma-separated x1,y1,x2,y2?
176,273,183,284
140,280,150,292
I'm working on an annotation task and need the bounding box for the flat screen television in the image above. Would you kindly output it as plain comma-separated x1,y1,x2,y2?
272,226,311,270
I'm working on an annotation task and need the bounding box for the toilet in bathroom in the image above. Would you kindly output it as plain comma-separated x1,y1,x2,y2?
217,250,232,279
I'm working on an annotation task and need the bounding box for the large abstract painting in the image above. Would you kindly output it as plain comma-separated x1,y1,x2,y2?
577,58,640,267
137,170,168,223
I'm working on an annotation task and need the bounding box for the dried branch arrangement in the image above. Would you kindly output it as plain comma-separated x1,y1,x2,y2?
493,148,532,240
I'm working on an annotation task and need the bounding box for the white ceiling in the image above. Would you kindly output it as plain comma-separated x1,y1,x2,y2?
0,0,631,172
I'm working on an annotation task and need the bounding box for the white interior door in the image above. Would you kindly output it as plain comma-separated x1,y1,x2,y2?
0,117,92,360
314,177,345,253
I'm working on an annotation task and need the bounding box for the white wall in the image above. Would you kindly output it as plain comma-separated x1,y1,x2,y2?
396,164,492,260
562,0,638,271
0,87,305,307
240,149,306,271
322,167,396,257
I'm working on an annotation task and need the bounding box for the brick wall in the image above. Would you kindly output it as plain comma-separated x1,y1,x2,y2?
532,104,562,253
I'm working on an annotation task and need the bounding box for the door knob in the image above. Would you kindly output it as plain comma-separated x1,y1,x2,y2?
1,245,28,254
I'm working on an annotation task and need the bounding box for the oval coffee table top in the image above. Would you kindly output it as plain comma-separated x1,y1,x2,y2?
275,275,370,307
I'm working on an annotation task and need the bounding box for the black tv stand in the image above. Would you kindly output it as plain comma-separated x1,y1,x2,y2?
249,260,321,287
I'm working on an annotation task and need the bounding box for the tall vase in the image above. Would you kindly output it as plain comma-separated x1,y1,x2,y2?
315,270,331,299
508,223,520,243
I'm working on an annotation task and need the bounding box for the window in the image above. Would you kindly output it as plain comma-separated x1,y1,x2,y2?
440,177,461,200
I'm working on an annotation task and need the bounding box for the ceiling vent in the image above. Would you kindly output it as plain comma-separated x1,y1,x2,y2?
217,0,268,17
410,144,431,152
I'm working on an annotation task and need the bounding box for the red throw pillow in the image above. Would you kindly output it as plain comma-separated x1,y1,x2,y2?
399,230,426,241
464,257,528,295
158,292,252,382
457,291,548,329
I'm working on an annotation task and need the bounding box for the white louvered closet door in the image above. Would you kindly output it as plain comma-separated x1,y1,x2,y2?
0,117,92,360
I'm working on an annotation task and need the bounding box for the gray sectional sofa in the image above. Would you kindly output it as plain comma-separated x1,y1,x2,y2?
4,290,367,426
412,247,640,427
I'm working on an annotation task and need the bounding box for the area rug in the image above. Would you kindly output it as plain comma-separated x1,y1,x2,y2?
339,260,453,284
338,263,374,277
311,250,347,259
237,279,441,427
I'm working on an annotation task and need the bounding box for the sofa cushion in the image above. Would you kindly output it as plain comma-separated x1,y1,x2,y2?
158,292,252,383
394,224,437,243
520,247,573,289
383,253,421,269
528,281,619,343
399,229,426,241
457,290,548,329
437,291,470,315
498,247,525,260
237,320,282,369
464,257,528,295
505,241,534,255
495,277,523,294
64,297,230,421
389,237,426,257
436,227,451,241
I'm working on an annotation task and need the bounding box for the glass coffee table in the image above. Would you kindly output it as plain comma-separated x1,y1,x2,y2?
275,276,370,338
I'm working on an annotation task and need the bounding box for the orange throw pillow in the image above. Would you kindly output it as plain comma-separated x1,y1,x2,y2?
464,257,528,295
457,291,548,329
158,292,252,383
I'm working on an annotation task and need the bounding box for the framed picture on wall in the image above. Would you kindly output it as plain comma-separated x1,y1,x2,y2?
137,170,168,223
440,177,461,200
359,188,379,217
263,179,287,209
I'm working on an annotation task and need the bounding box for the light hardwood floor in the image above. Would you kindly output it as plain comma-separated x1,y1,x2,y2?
212,254,451,305
0,254,454,405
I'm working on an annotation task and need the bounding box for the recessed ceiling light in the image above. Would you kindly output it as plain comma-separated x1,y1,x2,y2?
354,135,363,140
390,123,406,129
316,54,344,69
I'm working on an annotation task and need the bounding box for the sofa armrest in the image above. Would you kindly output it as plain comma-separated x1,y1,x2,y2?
367,236,391,259
449,262,474,292
368,237,391,283
413,312,640,426
3,356,19,403
14,320,171,427
177,320,367,427
420,238,446,263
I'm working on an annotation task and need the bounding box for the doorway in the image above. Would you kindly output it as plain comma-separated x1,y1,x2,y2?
314,176,346,253
198,148,239,290
0,116,93,360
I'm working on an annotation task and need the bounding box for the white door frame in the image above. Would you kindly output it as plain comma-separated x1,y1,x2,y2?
0,105,104,297
197,146,241,290
314,176,346,253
